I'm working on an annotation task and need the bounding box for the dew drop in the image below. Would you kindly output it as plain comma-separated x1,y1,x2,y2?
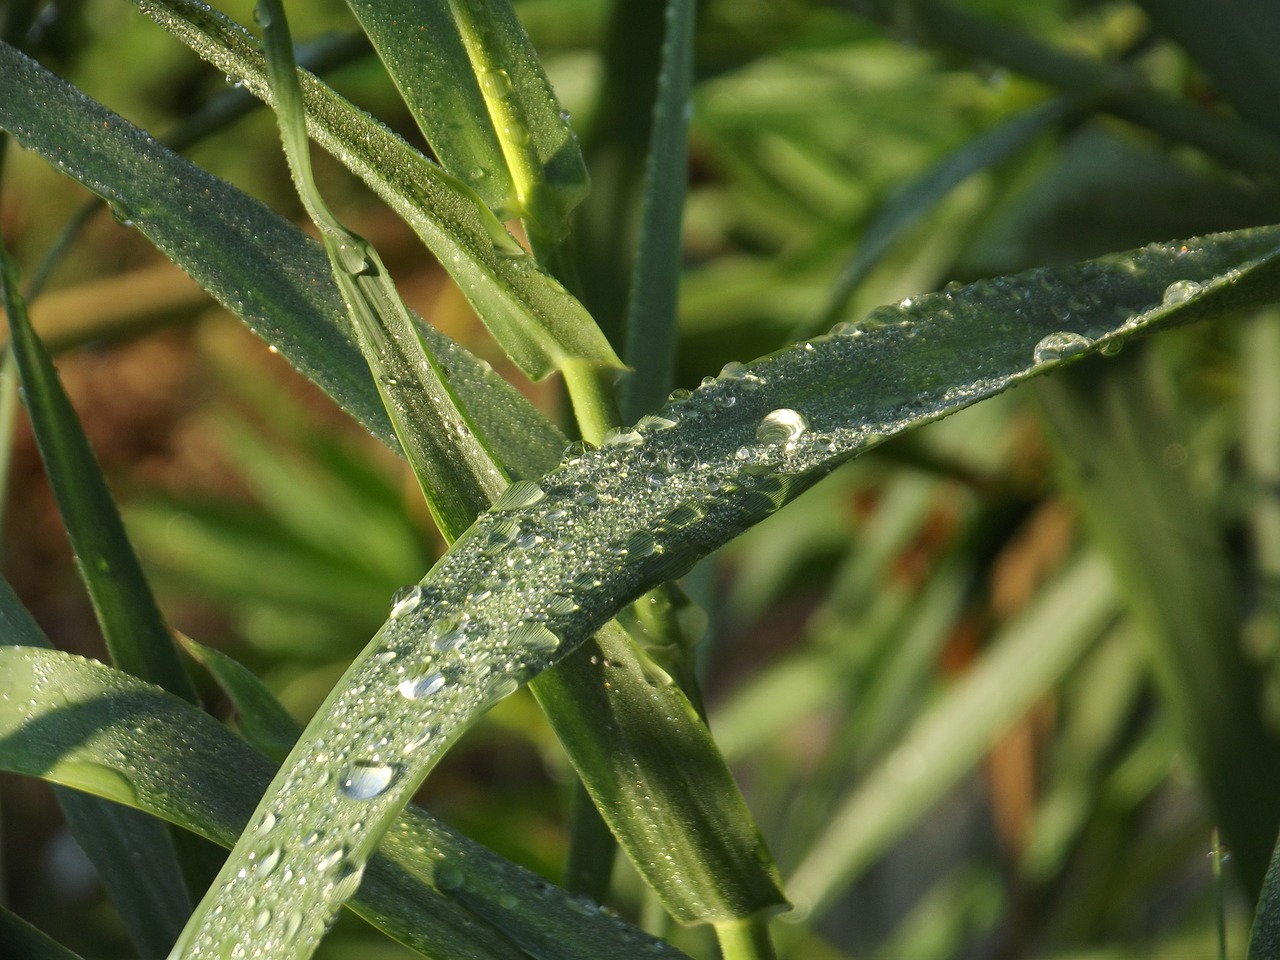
493,479,546,511
1032,331,1092,363
1162,279,1203,305
398,670,446,700
336,242,376,276
513,622,561,656
253,845,282,877
338,761,398,801
755,409,808,446
637,413,678,432
330,859,366,900
666,447,699,472
282,910,303,942
487,674,521,702
255,811,278,836
389,585,424,619
602,426,643,448
436,863,465,891
718,360,749,380
252,908,271,932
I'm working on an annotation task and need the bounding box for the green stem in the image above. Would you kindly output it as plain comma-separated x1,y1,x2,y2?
561,357,623,445
714,917,777,960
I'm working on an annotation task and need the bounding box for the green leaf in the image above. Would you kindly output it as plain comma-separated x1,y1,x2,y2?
1249,832,1280,960
1135,0,1280,139
0,578,192,957
0,907,85,960
177,634,300,763
343,0,589,238
174,224,1280,958
0,247,196,703
0,645,689,960
133,0,620,383
619,0,696,422
530,623,785,922
257,0,508,540
256,1,785,929
0,38,568,476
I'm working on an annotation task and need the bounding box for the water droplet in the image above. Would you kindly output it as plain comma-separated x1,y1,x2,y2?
108,202,134,228
398,670,446,700
436,863,465,891
1100,338,1124,357
253,845,282,877
755,409,808,446
253,908,271,932
666,447,699,472
718,361,749,380
390,585,424,619
338,761,398,800
493,479,546,511
602,427,643,448
504,121,531,146
336,242,376,277
252,2,273,27
330,859,365,900
637,413,678,432
512,622,561,656
428,618,468,652
1032,331,1092,363
281,910,303,941
318,846,347,873
255,811,278,836
481,68,514,97
1163,279,1203,305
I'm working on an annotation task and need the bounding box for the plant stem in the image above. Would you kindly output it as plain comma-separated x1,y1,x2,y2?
561,357,622,445
715,917,777,960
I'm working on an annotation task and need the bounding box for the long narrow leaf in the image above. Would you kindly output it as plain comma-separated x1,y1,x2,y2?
0,644,690,960
172,225,1280,958
0,907,85,960
0,247,196,702
132,0,620,383
0,38,568,480
256,0,788,928
619,0,696,422
0,578,192,957
258,0,507,539
343,0,588,237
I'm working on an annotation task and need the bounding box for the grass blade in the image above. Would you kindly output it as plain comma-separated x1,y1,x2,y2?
0,578,192,956
343,0,589,238
133,0,621,386
0,907,85,960
170,224,1280,958
257,0,507,539
255,1,782,923
0,247,196,703
0,644,690,960
619,0,696,422
0,39,568,476
785,554,1118,916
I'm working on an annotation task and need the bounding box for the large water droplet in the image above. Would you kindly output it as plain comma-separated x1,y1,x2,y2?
398,670,446,700
666,447,699,473
512,622,561,657
338,761,398,801
602,427,643,448
1032,331,1092,363
389,585,424,619
1162,279,1203,305
493,479,546,511
336,242,376,277
756,409,808,446
253,845,282,877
